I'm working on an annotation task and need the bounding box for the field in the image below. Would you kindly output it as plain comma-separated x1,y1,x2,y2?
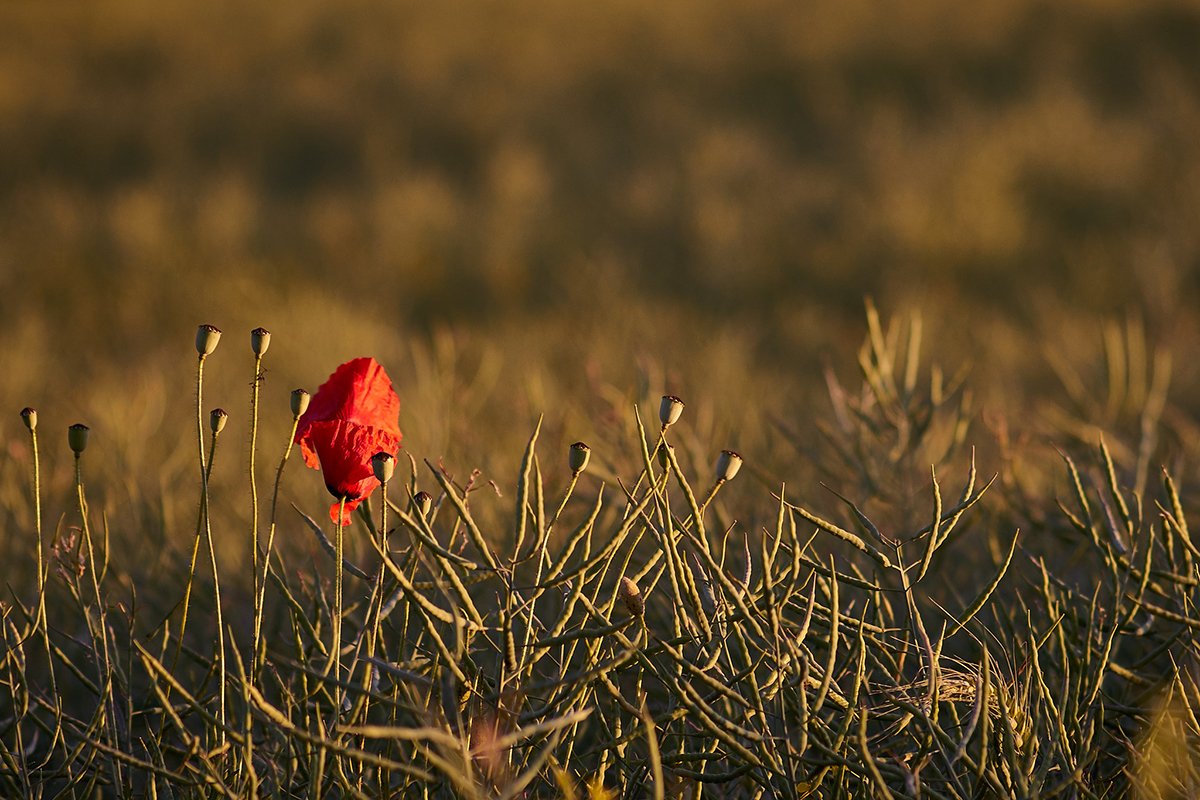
3,0,1200,796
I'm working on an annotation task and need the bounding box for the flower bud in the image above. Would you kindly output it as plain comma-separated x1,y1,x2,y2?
209,408,229,434
68,423,90,455
19,407,37,432
195,324,222,356
250,327,271,356
715,450,743,482
659,395,684,428
290,388,311,418
371,452,395,484
620,576,644,618
413,491,433,520
568,441,591,475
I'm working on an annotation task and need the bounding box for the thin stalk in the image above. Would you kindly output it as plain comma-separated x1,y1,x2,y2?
325,496,348,718
75,452,124,791
204,428,228,744
26,425,57,699
177,353,209,654
249,352,264,646
254,411,302,670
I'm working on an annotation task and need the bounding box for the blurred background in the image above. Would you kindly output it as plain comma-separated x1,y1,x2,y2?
3,0,1200,573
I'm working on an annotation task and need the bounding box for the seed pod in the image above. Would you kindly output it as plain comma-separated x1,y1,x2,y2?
19,407,37,432
659,395,685,428
715,450,743,482
656,443,675,471
691,553,716,618
568,441,591,475
371,451,395,484
290,388,311,419
195,324,222,356
250,327,271,356
209,408,229,434
67,423,90,455
620,577,644,618
413,491,433,520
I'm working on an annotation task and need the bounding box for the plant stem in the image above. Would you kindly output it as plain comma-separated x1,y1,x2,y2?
254,413,300,671
249,353,263,644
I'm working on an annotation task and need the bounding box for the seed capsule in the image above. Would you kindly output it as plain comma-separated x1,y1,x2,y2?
620,577,644,618
568,441,591,475
656,443,675,471
195,324,222,356
715,450,743,482
67,423,90,455
250,327,271,356
290,388,311,418
413,491,433,520
210,408,229,434
19,407,37,432
371,452,395,484
659,395,685,428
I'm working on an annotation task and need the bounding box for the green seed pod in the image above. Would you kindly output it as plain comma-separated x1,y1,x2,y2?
210,408,229,434
715,449,743,482
19,407,37,432
290,388,311,419
568,441,591,475
371,452,395,484
413,491,433,520
67,423,90,455
195,324,222,356
250,327,271,356
659,395,685,428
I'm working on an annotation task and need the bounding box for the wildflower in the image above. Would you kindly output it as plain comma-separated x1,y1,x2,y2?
20,407,36,432
296,358,402,524
210,408,229,434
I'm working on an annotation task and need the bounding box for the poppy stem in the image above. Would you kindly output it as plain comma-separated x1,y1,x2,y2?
24,419,59,705
255,410,301,673
249,352,264,651
327,495,347,719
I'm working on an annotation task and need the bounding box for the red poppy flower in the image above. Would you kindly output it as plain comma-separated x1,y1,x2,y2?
295,357,402,524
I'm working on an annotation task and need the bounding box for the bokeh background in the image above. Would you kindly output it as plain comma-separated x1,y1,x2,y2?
3,0,1200,577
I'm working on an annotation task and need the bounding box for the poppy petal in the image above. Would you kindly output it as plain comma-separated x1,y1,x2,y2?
295,357,404,525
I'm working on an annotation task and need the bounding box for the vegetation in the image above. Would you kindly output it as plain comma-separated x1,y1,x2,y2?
1,307,1198,797
3,0,1200,796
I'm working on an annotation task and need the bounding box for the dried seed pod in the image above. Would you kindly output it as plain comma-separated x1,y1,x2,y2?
67,423,90,455
715,449,743,482
691,553,716,618
620,576,644,618
210,408,229,434
413,491,433,520
290,388,311,419
250,327,271,356
656,443,675,471
195,324,222,356
659,395,685,428
371,451,395,484
568,441,591,475
19,407,37,432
